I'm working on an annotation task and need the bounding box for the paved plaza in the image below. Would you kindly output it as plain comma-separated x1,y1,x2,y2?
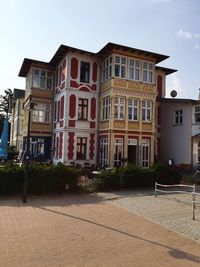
0,191,200,266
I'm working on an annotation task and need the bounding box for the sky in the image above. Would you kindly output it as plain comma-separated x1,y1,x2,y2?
0,0,200,99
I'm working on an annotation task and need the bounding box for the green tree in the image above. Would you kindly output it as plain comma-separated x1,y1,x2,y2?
0,89,13,117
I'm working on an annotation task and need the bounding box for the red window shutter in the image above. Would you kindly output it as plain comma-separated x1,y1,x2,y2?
157,75,162,97
71,58,78,79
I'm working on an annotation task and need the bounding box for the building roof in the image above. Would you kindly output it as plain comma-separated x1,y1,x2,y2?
155,66,177,75
18,58,51,77
97,42,169,63
13,88,25,100
50,44,96,67
19,42,173,78
157,97,199,104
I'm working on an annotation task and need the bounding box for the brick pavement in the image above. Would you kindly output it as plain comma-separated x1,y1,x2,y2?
97,189,200,243
1,193,200,266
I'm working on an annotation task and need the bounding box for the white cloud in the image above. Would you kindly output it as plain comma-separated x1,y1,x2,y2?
176,29,200,40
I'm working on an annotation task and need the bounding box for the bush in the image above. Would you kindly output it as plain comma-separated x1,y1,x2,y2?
93,162,182,191
0,162,80,195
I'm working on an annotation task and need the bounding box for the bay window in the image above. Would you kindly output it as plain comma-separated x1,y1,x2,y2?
33,68,53,89
142,62,154,83
114,138,123,167
102,57,112,81
102,97,110,120
100,138,109,167
114,97,125,119
114,56,126,78
142,100,151,122
128,99,138,121
129,59,140,81
78,98,88,120
32,103,51,123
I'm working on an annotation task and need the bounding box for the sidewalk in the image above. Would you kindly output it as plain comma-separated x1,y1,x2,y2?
97,189,200,243
0,193,200,266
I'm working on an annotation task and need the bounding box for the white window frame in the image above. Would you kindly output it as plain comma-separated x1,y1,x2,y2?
142,62,154,83
32,103,51,123
114,138,123,167
100,138,109,167
102,57,112,81
33,68,53,90
129,59,140,81
194,106,200,123
174,109,183,124
114,56,126,78
142,100,151,122
141,141,149,168
102,97,110,120
114,97,125,119
128,98,138,121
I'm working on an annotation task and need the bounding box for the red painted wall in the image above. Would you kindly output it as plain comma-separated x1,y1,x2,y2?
68,132,75,160
71,58,78,79
69,95,76,118
90,97,96,120
92,62,97,82
59,132,63,159
89,133,95,160
62,59,66,81
60,96,64,119
157,75,163,97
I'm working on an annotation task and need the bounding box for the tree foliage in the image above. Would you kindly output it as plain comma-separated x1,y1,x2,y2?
0,89,13,116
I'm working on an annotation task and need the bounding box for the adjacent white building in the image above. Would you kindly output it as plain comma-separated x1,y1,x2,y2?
159,96,200,170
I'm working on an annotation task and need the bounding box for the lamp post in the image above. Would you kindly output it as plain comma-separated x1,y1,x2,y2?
22,97,34,203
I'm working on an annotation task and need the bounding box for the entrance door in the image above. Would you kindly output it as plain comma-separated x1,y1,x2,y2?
128,145,137,165
127,139,138,165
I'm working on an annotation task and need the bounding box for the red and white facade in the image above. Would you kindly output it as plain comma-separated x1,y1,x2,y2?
53,48,99,166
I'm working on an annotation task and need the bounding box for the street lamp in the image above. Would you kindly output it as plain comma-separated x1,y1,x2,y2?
22,96,34,203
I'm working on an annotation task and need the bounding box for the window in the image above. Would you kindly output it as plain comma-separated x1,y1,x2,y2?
141,141,149,168
102,97,110,120
114,138,123,167
80,61,90,83
129,59,140,81
32,103,51,123
102,57,112,81
194,106,200,123
33,68,53,89
142,100,151,122
77,137,87,160
128,99,138,121
174,110,183,124
100,138,109,167
142,62,154,83
78,99,88,120
114,56,126,78
114,97,125,119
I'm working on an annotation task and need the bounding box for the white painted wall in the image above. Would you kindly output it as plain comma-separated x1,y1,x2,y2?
160,101,193,165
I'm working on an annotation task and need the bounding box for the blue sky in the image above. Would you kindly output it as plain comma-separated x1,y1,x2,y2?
0,0,200,99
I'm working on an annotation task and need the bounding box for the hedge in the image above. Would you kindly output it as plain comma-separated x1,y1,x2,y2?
93,162,182,191
0,162,80,195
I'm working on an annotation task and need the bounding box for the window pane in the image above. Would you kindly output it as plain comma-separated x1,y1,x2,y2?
115,65,120,77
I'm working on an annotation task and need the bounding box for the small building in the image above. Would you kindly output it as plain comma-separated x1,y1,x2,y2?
158,96,200,170
10,88,25,152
